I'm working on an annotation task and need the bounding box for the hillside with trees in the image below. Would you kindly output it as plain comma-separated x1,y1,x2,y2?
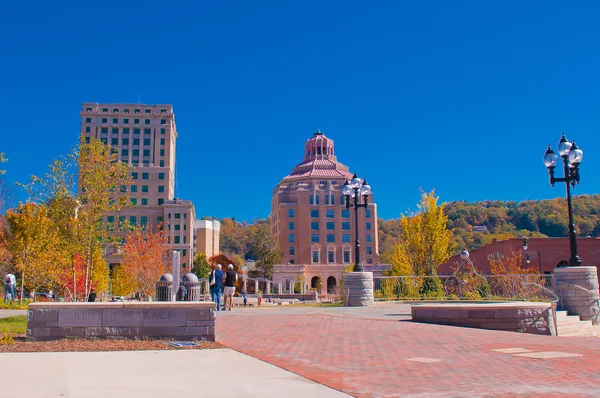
379,194,600,259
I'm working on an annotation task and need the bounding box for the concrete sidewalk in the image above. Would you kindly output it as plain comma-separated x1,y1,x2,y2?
0,349,350,398
0,309,26,319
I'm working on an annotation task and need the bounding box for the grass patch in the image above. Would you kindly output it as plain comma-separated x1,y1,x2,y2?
0,316,27,334
0,299,32,310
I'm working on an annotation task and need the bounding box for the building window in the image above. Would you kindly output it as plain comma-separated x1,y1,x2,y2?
326,210,334,218
85,127,90,133
158,198,164,205
311,222,319,230
174,224,180,230
159,173,165,180
143,149,150,157
289,247,295,256
141,198,148,206
102,118,107,124
122,138,129,145
289,259,295,264
366,222,372,231
124,118,129,124
342,234,350,243
311,234,320,243
310,194,320,205
342,222,350,231
134,128,140,134
85,136,90,143
132,172,138,180
142,173,149,180
367,246,373,255
343,251,351,263
160,138,165,145
289,209,295,218
130,198,137,206
161,119,166,125
175,213,181,219
330,195,335,205
366,234,372,243
326,234,335,243
289,234,295,243
135,109,140,114
113,118,118,124
102,108,108,113
312,251,319,263
129,216,137,227
121,149,129,157
133,138,140,145
131,185,138,193
142,185,148,192
365,209,371,218
145,109,151,114
174,236,180,244
326,222,335,231
145,119,150,125
310,210,319,218
119,185,127,193
124,109,129,113
101,127,108,134
182,249,187,257
158,186,164,193
85,117,91,123
342,210,349,218
159,160,164,167
289,222,294,231
111,138,118,145
134,119,140,124
325,195,329,205
157,216,163,223
132,149,139,157
112,127,119,135
160,149,165,156
144,138,151,145
144,128,151,135
367,259,373,264
107,216,115,231
328,251,335,262
160,128,165,134
123,128,130,135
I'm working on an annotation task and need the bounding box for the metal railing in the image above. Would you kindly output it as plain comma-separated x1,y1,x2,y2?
373,274,555,302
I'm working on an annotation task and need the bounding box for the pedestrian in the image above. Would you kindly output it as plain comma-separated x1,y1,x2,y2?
223,264,237,311
242,291,248,307
87,288,97,302
3,273,16,302
209,264,224,310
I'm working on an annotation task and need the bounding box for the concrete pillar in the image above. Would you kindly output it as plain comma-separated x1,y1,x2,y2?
243,279,247,293
266,282,271,294
204,280,209,293
255,280,259,294
278,283,282,294
554,266,600,324
342,272,375,307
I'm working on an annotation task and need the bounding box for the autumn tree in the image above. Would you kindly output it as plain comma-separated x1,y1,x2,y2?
208,253,241,273
4,203,62,302
191,252,211,279
75,136,131,299
110,264,136,297
121,227,170,298
248,220,279,279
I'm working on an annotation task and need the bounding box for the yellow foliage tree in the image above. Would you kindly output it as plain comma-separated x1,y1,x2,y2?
110,264,136,297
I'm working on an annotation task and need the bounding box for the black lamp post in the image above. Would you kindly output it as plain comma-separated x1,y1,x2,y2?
343,172,371,273
543,133,584,266
523,238,543,273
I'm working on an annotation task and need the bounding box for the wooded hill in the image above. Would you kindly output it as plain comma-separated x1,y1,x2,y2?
379,194,600,257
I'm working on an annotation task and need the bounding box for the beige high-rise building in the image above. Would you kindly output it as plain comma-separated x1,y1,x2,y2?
194,220,221,259
79,103,195,273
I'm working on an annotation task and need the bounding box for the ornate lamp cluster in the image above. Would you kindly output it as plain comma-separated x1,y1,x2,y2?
342,172,371,273
543,133,584,267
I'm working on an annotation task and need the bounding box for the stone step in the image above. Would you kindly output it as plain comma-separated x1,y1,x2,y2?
557,315,581,327
559,326,599,338
555,310,568,318
557,320,593,335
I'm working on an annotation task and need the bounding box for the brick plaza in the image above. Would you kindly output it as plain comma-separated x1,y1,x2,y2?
216,303,600,397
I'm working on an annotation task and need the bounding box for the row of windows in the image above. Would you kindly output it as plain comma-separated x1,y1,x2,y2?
104,137,166,146
288,233,372,243
90,107,168,114
85,117,168,125
121,185,165,193
307,221,371,231
97,127,167,135
288,209,371,218
131,172,165,180
120,148,165,157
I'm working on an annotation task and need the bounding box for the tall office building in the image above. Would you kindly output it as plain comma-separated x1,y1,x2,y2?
270,131,380,294
79,103,195,272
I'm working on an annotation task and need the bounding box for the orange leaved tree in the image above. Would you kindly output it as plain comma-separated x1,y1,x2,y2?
121,227,171,298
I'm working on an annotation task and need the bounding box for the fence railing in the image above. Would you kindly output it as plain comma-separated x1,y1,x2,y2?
373,274,556,302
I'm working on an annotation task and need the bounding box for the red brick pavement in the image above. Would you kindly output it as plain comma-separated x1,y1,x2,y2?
217,312,600,397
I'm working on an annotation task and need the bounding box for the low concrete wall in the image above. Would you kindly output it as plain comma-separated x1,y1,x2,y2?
411,302,555,335
27,302,215,342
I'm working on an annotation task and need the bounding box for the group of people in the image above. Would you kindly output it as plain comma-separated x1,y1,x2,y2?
209,263,245,311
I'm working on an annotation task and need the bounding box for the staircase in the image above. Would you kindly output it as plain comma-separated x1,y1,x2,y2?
556,310,598,337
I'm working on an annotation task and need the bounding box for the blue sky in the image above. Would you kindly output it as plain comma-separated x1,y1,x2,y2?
1,1,599,222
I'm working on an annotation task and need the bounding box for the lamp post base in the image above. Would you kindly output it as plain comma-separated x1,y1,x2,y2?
342,272,374,307
554,266,600,325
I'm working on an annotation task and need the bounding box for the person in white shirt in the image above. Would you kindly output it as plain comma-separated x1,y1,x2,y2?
3,273,16,301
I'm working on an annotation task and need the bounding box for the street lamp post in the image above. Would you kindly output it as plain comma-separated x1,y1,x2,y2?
543,133,584,266
522,238,543,274
343,172,371,273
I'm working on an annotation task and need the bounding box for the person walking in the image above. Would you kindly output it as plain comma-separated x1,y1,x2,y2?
3,273,15,301
87,288,97,302
223,264,237,311
209,264,224,310
242,290,248,307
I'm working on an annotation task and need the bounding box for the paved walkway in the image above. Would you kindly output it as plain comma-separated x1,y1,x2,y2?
0,309,26,319
216,302,600,397
1,349,349,397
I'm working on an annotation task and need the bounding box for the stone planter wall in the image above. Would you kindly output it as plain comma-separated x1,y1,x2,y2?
411,302,555,335
554,266,600,325
27,302,215,342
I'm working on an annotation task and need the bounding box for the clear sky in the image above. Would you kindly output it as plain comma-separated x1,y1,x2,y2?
1,1,599,222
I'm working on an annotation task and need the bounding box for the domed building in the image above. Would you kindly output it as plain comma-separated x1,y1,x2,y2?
270,131,381,295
